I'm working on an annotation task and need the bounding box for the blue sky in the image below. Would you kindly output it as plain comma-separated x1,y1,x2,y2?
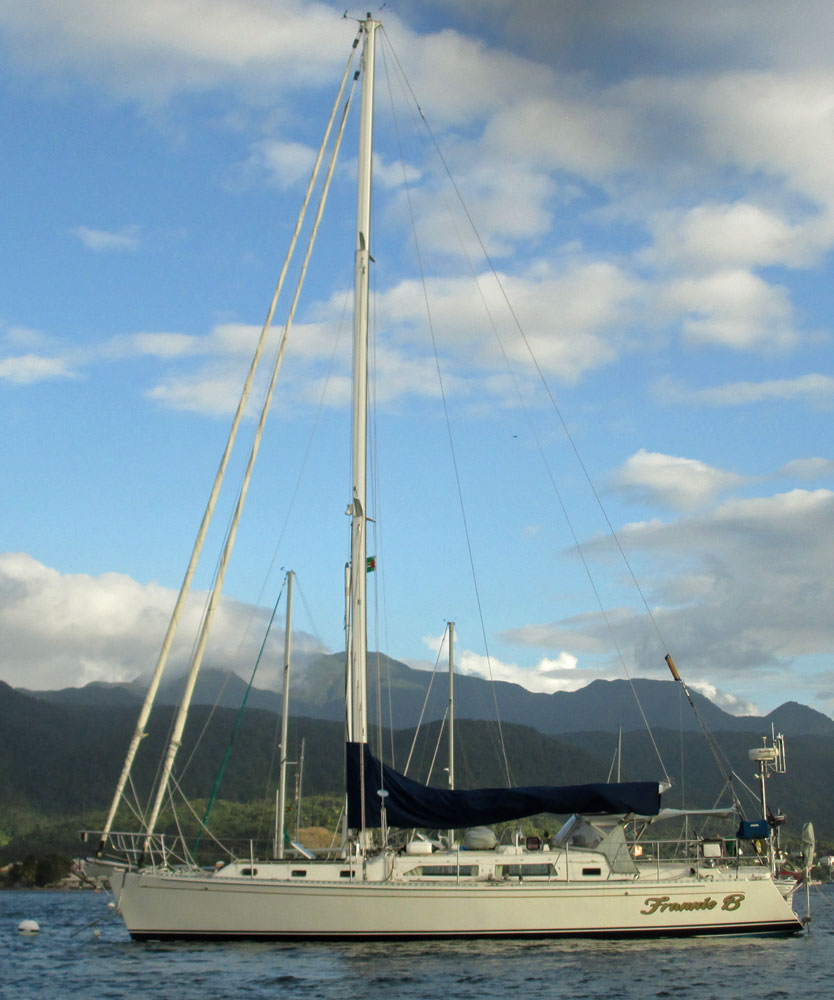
2,0,834,719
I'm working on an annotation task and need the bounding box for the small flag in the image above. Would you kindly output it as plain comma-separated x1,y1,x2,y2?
366,556,376,572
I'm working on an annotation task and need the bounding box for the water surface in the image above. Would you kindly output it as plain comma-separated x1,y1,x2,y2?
2,887,830,999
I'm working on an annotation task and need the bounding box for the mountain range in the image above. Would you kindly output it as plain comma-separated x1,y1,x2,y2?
19,653,834,737
3,656,833,854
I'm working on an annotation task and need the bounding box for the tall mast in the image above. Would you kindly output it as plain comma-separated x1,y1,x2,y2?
448,622,455,791
276,570,294,859
347,14,378,748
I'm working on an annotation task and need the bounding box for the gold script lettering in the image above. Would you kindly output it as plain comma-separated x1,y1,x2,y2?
641,895,718,915
721,893,745,911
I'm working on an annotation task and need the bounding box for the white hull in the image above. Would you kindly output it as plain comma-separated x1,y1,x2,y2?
109,861,801,940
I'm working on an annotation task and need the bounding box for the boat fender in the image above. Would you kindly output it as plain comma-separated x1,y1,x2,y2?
465,827,498,851
405,840,433,856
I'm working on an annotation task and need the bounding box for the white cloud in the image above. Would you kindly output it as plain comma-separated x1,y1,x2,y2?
128,332,203,359
371,153,423,191
141,322,288,414
620,489,834,669
661,269,796,352
419,632,587,694
399,21,555,126
1,325,52,349
460,649,590,694
502,607,640,659
0,551,324,691
4,0,834,724
2,324,271,400
429,1,834,79
489,262,639,378
72,224,141,252
246,139,317,189
779,457,834,480
481,91,635,181
395,159,557,257
0,552,181,688
133,255,643,417
692,70,834,211
5,2,834,366
147,366,252,415
376,262,640,384
647,202,821,273
498,488,834,710
666,373,834,407
0,353,75,384
688,680,760,716
0,0,350,102
613,449,748,511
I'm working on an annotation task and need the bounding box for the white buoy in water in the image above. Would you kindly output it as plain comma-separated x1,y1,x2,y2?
18,919,40,935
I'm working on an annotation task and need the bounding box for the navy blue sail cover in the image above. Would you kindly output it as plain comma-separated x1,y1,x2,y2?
346,741,661,829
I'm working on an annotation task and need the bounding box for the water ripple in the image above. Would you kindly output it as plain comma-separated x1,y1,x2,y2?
2,888,832,1000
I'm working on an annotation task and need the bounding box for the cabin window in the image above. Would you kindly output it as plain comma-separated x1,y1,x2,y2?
339,870,355,878
417,865,478,877
582,867,602,876
500,864,554,878
291,870,307,878
240,868,258,876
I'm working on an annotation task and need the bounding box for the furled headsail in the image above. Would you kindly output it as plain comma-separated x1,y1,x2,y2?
346,741,661,829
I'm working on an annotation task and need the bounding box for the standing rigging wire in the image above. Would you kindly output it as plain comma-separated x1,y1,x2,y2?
402,624,449,777
376,28,514,788
365,187,394,768
376,26,671,783
191,574,289,852
97,36,365,856
375,26,758,793
141,48,363,851
665,654,746,812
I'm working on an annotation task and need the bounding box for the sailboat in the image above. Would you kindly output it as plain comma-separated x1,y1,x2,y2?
90,15,804,939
